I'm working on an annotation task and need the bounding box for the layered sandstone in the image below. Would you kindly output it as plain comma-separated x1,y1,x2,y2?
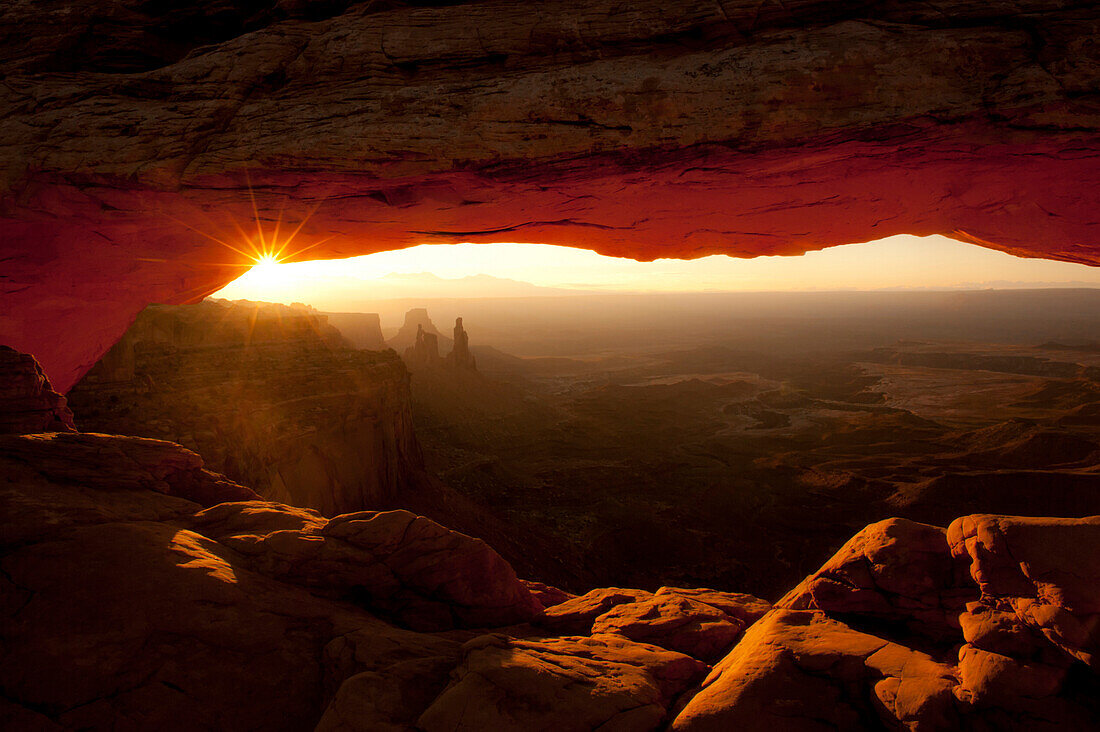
403,324,443,372
67,301,424,515
1,0,1097,390
325,311,387,351
0,346,75,434
444,317,477,371
389,309,450,355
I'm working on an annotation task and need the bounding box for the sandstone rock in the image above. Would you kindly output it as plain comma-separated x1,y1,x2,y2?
959,600,1050,659
417,633,706,732
204,506,542,631
189,500,328,538
321,625,462,701
0,447,201,548
317,626,462,732
655,586,772,627
521,579,576,608
316,658,457,732
0,346,75,434
592,592,746,662
957,644,1067,707
777,517,973,639
404,324,443,372
2,2,1098,392
6,429,1100,732
948,514,1100,668
67,302,424,516
671,609,962,732
0,429,543,729
539,587,654,634
0,432,256,508
1,519,377,730
951,641,1096,728
444,317,476,371
0,697,62,731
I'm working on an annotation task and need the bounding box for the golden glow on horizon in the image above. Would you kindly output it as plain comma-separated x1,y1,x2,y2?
212,235,1100,310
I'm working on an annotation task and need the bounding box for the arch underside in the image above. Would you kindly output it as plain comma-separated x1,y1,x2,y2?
0,0,1097,390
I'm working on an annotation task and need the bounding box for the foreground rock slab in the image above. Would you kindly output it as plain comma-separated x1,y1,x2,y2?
190,502,542,631
417,633,706,732
777,517,975,639
671,609,961,731
949,514,1100,670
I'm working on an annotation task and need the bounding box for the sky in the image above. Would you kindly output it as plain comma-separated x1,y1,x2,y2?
212,234,1100,309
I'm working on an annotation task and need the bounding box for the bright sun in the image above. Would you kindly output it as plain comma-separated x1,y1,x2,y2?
236,253,288,290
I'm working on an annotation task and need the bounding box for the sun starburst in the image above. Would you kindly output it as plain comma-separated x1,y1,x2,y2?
161,174,331,288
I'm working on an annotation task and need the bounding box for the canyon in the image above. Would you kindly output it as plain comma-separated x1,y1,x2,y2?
66,299,422,516
2,0,1099,728
64,299,576,586
64,295,1100,605
396,294,1100,598
3,344,1099,730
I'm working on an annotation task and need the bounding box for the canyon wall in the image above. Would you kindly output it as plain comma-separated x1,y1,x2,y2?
324,312,386,350
67,300,425,515
1,0,1097,390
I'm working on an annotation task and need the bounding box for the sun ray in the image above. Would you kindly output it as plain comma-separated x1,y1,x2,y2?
162,213,258,261
275,199,327,261
163,173,333,288
270,204,285,257
279,235,334,262
246,171,267,254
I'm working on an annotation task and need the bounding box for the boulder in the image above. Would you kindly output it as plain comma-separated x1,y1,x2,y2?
948,514,1100,668
670,609,962,732
0,432,257,508
417,633,707,732
521,579,576,609
0,429,542,729
317,627,463,732
655,587,772,626
591,592,746,662
204,506,543,631
538,587,654,634
777,518,973,639
189,500,328,538
1,520,379,730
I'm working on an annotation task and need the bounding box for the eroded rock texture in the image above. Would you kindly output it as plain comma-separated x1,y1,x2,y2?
0,346,75,434
2,0,1098,389
67,300,425,516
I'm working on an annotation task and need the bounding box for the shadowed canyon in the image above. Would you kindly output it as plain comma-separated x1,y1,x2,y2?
3,0,1100,730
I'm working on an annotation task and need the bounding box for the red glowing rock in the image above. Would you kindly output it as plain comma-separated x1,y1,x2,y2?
0,0,1097,389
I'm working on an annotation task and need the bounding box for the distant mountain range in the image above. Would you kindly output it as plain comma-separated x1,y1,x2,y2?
335,272,593,302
